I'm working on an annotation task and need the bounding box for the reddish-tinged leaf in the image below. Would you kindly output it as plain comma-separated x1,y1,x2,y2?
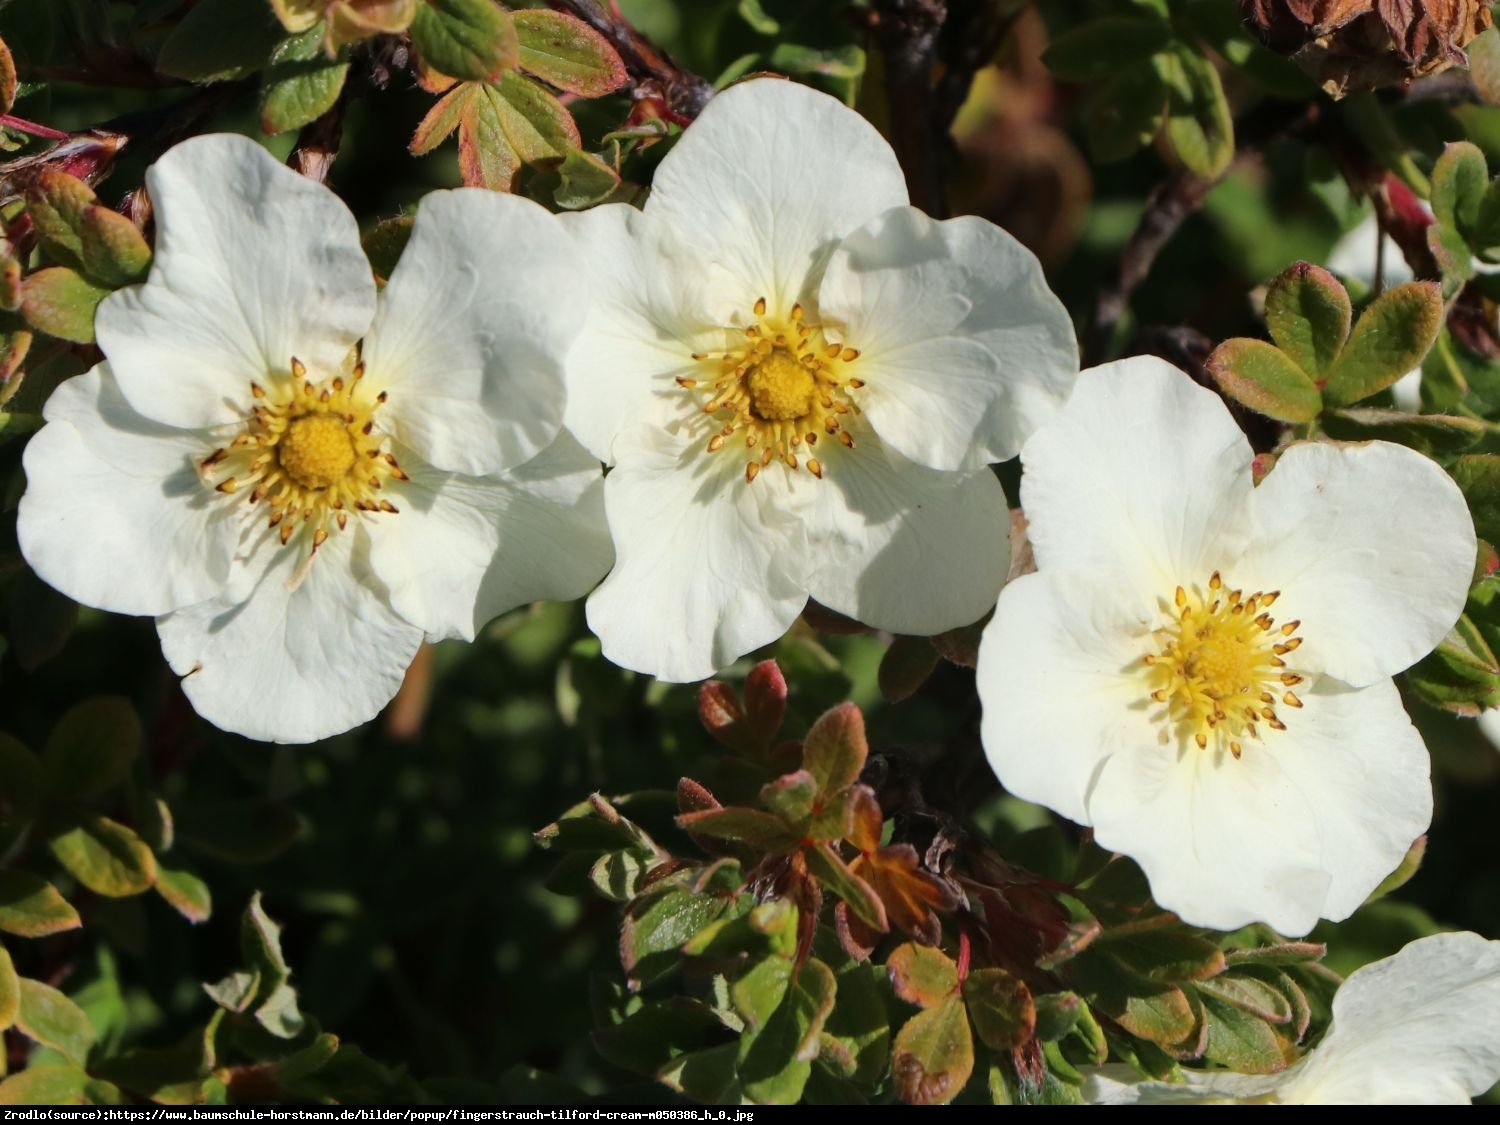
892,995,973,1105
887,942,958,1008
676,776,719,815
845,785,883,853
410,82,475,155
21,268,109,344
675,807,799,853
760,770,817,824
457,85,520,190
802,702,867,799
834,900,879,962
0,37,15,115
513,8,627,96
804,843,886,933
852,844,956,940
963,968,1036,1052
742,660,787,746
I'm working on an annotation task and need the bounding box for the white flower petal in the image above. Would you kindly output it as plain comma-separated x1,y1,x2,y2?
364,189,581,476
97,134,374,430
1479,707,1500,752
157,530,421,744
1260,676,1432,921
1087,732,1331,935
801,436,1010,634
977,573,1152,825
1239,439,1474,687
586,425,808,681
1080,1064,1287,1104
370,431,611,642
818,207,1078,470
560,204,743,464
1327,212,1415,289
1283,931,1500,1104
646,78,909,313
1020,356,1254,610
19,365,237,616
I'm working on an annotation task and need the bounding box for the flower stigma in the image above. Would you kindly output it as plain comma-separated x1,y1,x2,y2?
1142,571,1304,759
679,296,864,483
198,355,407,559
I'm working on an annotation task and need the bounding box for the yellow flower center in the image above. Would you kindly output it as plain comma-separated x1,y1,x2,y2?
680,296,864,483
199,355,407,558
278,413,357,490
1143,571,1305,759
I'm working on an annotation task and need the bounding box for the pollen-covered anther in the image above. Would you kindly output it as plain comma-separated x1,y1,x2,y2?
197,354,402,556
684,297,865,482
1143,573,1306,759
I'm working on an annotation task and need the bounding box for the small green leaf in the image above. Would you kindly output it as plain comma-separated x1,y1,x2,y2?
1103,928,1227,983
48,815,157,897
1199,992,1290,1074
1160,45,1233,178
1366,835,1426,903
1042,17,1171,81
1429,222,1475,298
760,769,817,824
43,696,141,800
1197,974,1293,1023
0,1064,88,1106
1223,941,1326,967
1322,282,1444,407
801,702,867,799
887,942,958,1009
1451,455,1500,545
963,967,1036,1052
621,888,744,978
78,205,151,288
592,999,725,1077
656,1043,742,1104
1469,26,1500,105
737,0,780,34
1264,262,1351,378
553,146,622,210
890,994,974,1105
0,945,17,1030
513,9,626,96
805,842,886,931
157,0,285,82
1204,338,1322,423
1430,141,1488,233
411,0,518,83
676,806,799,852
490,71,580,162
260,26,350,135
1406,612,1500,714
1320,408,1486,455
822,956,890,1088
25,171,94,267
0,870,82,937
203,970,260,1014
16,978,95,1064
0,734,45,821
731,955,794,1031
739,958,837,1105
683,899,797,960
410,82,474,155
1083,57,1168,164
361,214,414,279
155,866,213,924
1069,955,1199,1046
21,267,110,344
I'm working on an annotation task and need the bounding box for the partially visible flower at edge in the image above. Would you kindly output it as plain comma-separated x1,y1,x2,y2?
1081,931,1500,1104
977,356,1474,934
562,76,1080,682
18,134,613,744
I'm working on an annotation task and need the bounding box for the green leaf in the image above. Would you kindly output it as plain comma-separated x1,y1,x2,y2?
1453,455,1500,544
1160,44,1233,178
1042,17,1171,81
804,843,886,931
157,0,285,82
0,944,16,1029
890,994,973,1105
588,849,654,902
78,205,151,288
155,866,212,924
801,702,867,799
9,569,77,671
592,999,725,1077
1406,612,1500,714
737,0,780,34
0,870,81,937
1322,282,1444,407
1197,974,1293,1023
1366,835,1426,903
621,888,744,978
683,898,797,960
731,954,794,1031
361,214,414,279
1083,58,1167,164
48,815,157,897
260,26,350,135
1429,222,1475,298
822,956,890,1088
411,0,518,83
963,967,1035,1052
491,71,579,161
513,9,626,96
204,970,260,1014
760,769,817,823
0,734,45,820
1069,955,1199,1046
1470,26,1500,105
1181,0,1315,97
0,1064,88,1106
676,806,799,852
240,893,304,1038
25,171,94,268
534,794,657,853
21,267,109,343
1320,408,1486,455
16,978,95,1064
1430,141,1488,233
552,146,622,210
411,82,473,154
656,1043,743,1105
1264,261,1351,378
177,797,302,863
43,696,141,800
1204,338,1322,423
886,942,958,1008
1101,929,1227,983
1223,941,1326,967
1199,992,1290,1074
738,958,837,1105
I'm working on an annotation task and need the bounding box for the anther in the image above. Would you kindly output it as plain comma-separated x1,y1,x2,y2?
754,297,767,316
837,432,855,448
1280,620,1300,635
745,461,760,484
807,458,823,479
707,434,726,453
1210,571,1222,590
840,347,860,362
1282,692,1303,708
1195,733,1208,749
677,376,698,388
291,358,307,378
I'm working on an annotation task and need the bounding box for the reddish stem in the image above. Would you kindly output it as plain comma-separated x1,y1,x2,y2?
0,115,70,141
955,928,972,984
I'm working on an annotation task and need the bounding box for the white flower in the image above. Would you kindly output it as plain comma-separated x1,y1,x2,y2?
977,356,1474,934
562,77,1079,682
1081,931,1500,1104
18,135,612,743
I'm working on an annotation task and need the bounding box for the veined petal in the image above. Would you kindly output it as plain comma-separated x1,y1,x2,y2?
819,207,1078,470
97,134,375,430
1087,730,1331,936
977,572,1152,825
1080,1064,1286,1104
369,431,611,642
364,189,581,476
801,435,1010,635
645,78,909,315
585,425,808,682
1020,356,1255,612
560,204,744,464
1239,440,1474,688
1282,931,1500,1104
19,365,237,616
157,528,421,744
